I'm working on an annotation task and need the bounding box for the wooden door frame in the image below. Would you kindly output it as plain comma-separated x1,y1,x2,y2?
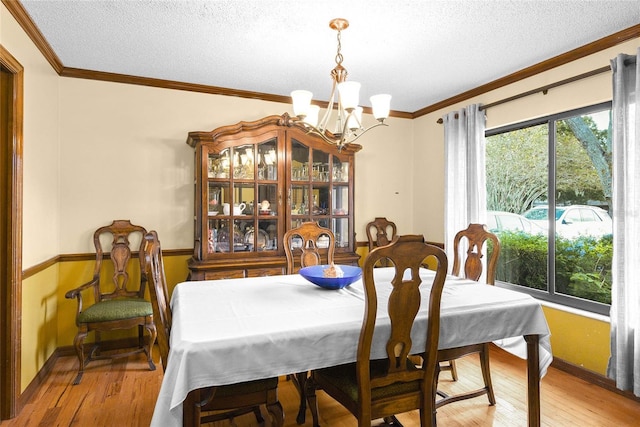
0,45,23,420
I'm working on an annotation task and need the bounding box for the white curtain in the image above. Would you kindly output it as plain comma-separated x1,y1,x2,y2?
443,104,487,272
608,49,640,397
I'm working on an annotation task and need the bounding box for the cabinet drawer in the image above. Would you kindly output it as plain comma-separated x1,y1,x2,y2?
203,270,245,280
246,267,285,278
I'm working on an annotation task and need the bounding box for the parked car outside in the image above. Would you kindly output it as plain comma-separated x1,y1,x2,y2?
486,211,544,235
523,205,612,238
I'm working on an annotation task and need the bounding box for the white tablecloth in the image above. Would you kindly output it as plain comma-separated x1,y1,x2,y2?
151,268,552,427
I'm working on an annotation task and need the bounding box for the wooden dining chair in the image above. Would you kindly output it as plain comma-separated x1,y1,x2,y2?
283,221,335,274
283,221,336,423
436,223,500,408
64,220,156,385
142,231,284,427
366,217,397,251
306,235,448,427
366,217,398,267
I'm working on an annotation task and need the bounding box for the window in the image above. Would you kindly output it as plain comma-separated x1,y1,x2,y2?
486,102,612,315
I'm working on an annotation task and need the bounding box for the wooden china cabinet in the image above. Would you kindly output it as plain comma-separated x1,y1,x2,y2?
186,113,361,280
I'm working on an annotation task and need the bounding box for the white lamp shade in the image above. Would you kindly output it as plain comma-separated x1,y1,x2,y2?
291,90,313,116
347,106,363,130
337,81,361,110
370,94,392,120
305,105,320,127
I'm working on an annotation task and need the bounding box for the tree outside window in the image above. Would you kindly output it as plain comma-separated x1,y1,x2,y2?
485,102,612,315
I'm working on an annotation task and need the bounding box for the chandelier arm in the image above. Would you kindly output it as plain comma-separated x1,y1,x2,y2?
319,80,338,133
342,121,389,145
301,125,342,146
297,120,388,151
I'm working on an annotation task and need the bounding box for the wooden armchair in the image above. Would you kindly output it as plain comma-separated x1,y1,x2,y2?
437,223,500,408
366,217,398,267
284,221,335,274
142,231,284,427
283,221,335,423
306,235,448,427
64,220,156,385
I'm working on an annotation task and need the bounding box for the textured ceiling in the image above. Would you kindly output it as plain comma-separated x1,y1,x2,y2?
18,0,640,113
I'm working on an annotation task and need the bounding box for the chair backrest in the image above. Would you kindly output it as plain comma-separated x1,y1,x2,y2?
358,235,448,413
451,223,501,285
92,220,148,302
283,222,335,274
143,230,172,370
366,217,398,251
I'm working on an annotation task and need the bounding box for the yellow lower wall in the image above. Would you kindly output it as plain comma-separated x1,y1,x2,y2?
542,305,610,374
21,251,611,392
21,267,59,393
21,254,191,391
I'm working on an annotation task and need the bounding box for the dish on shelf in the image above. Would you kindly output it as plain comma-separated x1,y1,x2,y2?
216,242,249,253
244,228,270,250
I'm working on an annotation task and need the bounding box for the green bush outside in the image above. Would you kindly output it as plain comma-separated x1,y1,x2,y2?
490,231,612,305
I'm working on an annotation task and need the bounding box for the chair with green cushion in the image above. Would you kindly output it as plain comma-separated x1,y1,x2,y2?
142,230,284,427
65,220,156,385
306,234,448,427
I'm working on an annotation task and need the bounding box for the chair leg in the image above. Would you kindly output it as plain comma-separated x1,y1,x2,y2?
448,360,458,381
145,322,157,371
479,343,496,405
72,327,88,385
292,371,308,424
94,330,102,356
253,406,265,424
305,377,320,427
383,415,404,426
266,401,285,427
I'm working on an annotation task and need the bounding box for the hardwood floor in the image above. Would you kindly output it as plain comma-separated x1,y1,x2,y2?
1,345,639,426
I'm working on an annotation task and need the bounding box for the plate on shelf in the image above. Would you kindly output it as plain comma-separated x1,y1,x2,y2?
245,228,269,250
208,211,218,216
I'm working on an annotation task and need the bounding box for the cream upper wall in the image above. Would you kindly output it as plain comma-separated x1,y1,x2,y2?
5,0,639,263
58,78,414,254
2,3,61,268
4,0,413,260
412,37,640,245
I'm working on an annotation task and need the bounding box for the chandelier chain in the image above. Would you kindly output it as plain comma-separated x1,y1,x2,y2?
335,29,343,66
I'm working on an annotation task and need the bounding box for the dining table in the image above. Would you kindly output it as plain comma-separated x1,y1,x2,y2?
151,267,552,427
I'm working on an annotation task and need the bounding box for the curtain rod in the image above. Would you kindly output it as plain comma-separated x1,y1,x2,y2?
436,65,612,124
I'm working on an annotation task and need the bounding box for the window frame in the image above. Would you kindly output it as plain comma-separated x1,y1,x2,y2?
486,101,612,316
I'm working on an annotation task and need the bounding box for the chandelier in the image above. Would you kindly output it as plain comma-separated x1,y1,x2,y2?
291,18,391,151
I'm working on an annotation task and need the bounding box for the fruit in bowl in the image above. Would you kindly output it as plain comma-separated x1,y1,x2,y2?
298,264,362,290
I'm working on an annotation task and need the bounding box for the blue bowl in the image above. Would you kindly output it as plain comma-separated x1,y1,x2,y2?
298,265,363,290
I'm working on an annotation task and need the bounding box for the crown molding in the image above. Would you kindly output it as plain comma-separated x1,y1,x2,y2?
2,0,63,73
413,23,640,118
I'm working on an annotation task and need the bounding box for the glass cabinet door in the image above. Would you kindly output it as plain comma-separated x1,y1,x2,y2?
205,137,280,257
288,137,351,250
